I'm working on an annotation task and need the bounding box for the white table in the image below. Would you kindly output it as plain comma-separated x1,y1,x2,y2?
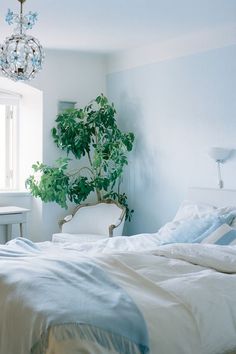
0,206,30,241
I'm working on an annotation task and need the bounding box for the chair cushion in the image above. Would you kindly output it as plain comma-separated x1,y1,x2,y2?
52,233,108,244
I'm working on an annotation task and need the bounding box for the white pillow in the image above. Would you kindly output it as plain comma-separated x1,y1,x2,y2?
173,200,217,222
173,200,236,228
158,201,218,238
158,200,236,239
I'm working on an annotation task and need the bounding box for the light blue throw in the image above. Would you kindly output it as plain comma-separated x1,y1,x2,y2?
0,238,149,354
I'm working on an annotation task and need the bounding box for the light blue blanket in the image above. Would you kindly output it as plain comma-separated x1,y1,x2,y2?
0,238,149,354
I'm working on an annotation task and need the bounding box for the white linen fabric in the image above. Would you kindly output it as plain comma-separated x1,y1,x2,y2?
174,199,236,223
52,233,108,243
1,239,236,354
54,233,164,253
173,200,217,221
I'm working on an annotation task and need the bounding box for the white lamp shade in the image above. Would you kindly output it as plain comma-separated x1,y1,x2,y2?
208,147,232,162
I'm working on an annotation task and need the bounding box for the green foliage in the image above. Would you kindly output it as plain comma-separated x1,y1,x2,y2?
104,191,134,222
26,94,135,220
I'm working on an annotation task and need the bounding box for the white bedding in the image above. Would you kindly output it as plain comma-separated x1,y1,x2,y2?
0,235,236,354
57,241,236,354
1,238,236,354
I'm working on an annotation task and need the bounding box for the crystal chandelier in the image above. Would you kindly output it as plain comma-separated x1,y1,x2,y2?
0,0,44,82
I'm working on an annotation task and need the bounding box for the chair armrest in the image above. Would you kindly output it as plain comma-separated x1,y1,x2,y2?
109,212,125,237
64,215,73,222
58,214,73,230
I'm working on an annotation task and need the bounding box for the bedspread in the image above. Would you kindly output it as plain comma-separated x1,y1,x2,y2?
0,238,236,354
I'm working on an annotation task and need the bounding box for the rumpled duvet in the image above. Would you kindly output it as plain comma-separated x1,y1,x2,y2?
0,238,236,354
0,238,148,354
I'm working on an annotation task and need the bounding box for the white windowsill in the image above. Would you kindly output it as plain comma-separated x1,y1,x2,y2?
0,191,31,197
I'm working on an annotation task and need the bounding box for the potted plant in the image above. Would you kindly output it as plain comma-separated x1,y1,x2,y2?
26,94,135,220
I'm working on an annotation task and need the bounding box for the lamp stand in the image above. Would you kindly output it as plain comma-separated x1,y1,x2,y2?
216,161,223,189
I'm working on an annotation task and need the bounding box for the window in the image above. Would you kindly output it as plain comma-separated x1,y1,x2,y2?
0,93,19,190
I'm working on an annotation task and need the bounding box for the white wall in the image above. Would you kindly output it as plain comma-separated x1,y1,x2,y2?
0,50,106,242
1,38,235,241
30,49,107,241
0,77,43,243
106,43,236,235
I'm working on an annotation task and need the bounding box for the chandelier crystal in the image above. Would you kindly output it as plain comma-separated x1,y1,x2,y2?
0,0,44,82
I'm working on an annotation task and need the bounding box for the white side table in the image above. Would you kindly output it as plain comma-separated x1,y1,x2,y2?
0,206,30,241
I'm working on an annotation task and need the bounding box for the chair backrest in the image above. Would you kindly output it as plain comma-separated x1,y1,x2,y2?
62,201,125,236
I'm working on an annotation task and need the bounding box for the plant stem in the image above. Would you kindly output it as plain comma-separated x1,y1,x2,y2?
96,189,102,201
87,151,93,167
87,146,102,201
118,178,121,196
78,166,94,176
67,167,94,178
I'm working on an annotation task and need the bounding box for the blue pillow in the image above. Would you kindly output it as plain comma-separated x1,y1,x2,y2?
200,223,236,245
214,228,236,245
163,212,235,245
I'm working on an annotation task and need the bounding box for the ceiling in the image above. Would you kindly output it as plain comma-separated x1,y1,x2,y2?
0,0,235,53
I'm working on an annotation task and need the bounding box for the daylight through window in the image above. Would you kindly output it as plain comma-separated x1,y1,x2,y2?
0,93,19,190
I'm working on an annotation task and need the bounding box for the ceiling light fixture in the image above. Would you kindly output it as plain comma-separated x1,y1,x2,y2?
0,0,44,82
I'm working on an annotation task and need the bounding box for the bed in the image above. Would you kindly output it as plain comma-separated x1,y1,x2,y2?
0,188,236,354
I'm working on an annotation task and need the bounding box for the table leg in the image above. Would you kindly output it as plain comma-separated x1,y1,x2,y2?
20,223,23,238
7,224,12,242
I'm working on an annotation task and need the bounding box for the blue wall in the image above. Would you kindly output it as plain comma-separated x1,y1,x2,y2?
107,45,236,235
